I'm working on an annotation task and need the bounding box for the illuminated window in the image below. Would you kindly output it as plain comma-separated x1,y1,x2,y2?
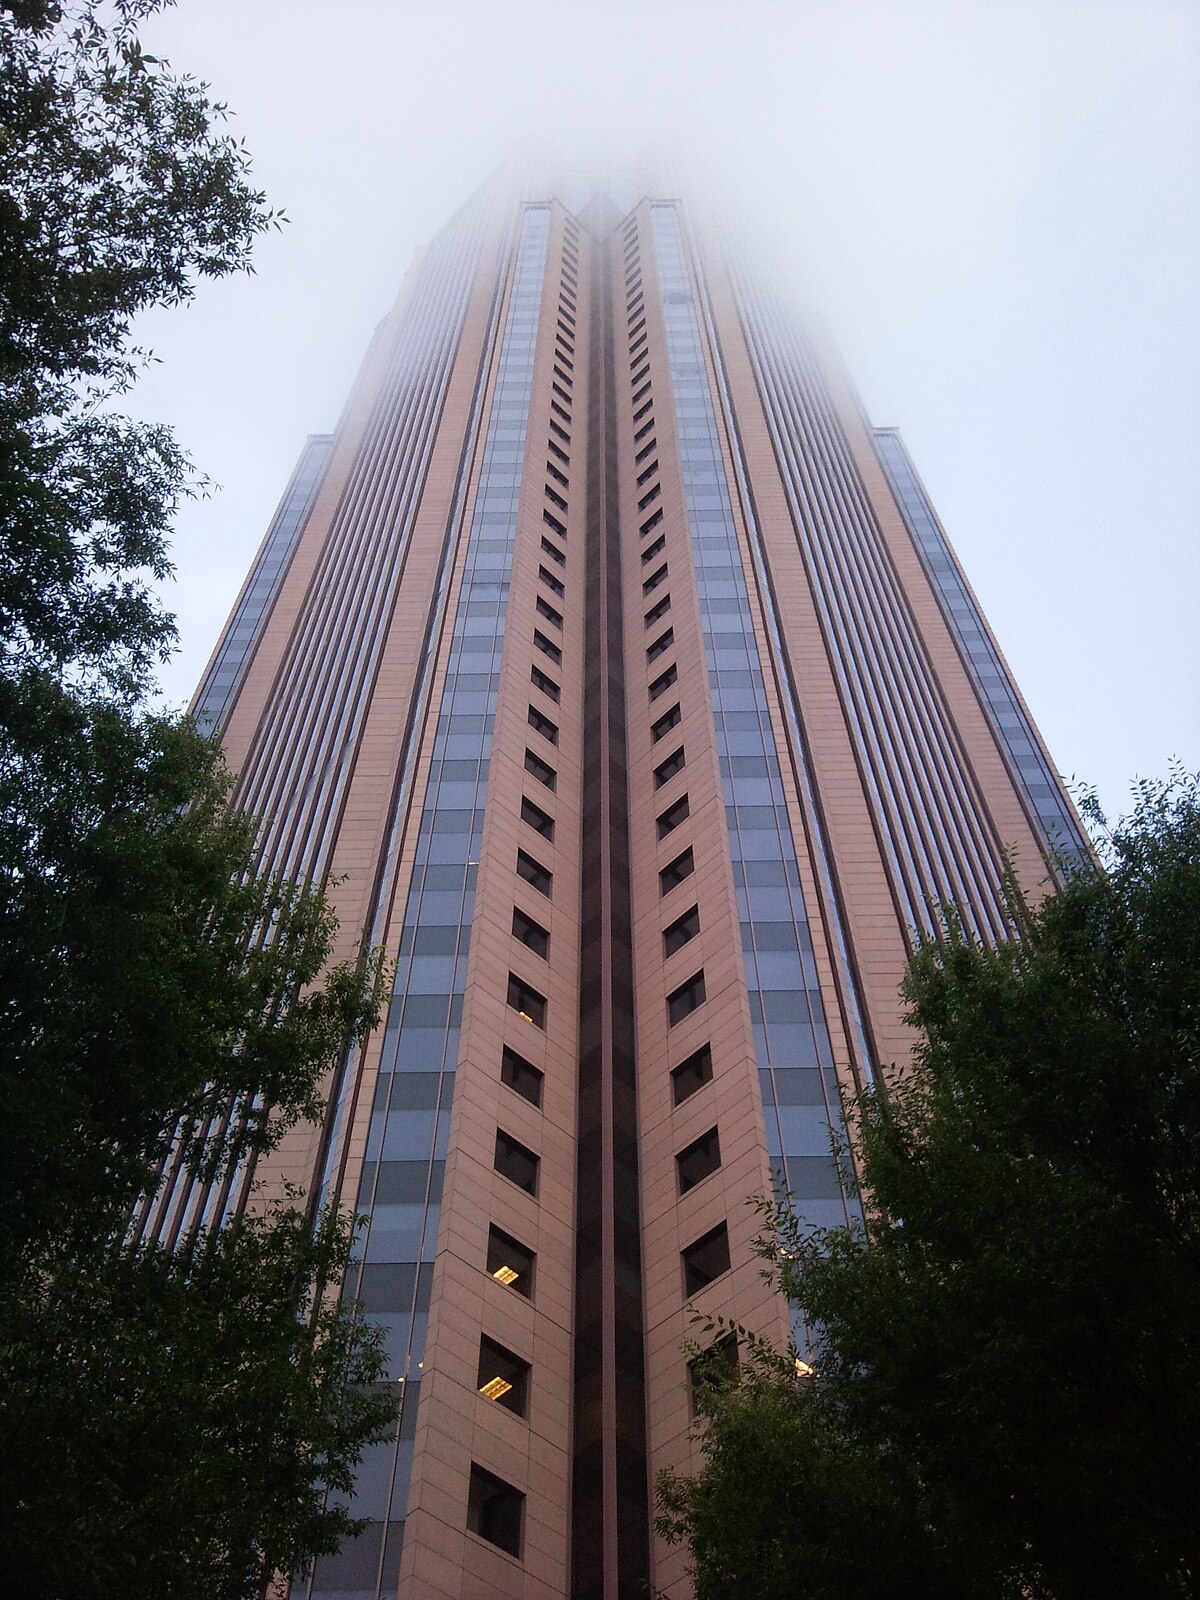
506,973,546,1029
477,1335,530,1416
486,1225,534,1297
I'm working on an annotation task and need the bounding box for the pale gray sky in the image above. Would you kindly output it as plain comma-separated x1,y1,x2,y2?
128,0,1199,819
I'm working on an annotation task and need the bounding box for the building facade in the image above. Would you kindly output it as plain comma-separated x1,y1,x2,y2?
182,180,1084,1600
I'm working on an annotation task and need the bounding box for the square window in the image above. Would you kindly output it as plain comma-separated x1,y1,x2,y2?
660,847,695,894
501,1044,544,1105
533,628,562,665
645,594,672,627
671,1043,713,1104
530,664,560,702
477,1335,530,1416
516,848,552,895
527,705,558,745
682,1221,730,1294
520,795,554,840
676,1125,721,1192
657,793,690,839
511,908,549,959
486,1225,534,1297
668,970,706,1025
651,702,681,742
536,595,562,629
663,904,700,956
538,563,565,597
506,973,546,1029
654,747,685,788
467,1463,524,1557
649,663,678,701
524,748,556,790
494,1128,539,1194
540,535,566,565
643,563,668,596
647,627,674,663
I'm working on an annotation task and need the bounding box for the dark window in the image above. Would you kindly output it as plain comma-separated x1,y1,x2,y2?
643,563,668,596
511,908,549,960
543,508,567,538
671,1042,713,1103
548,438,570,466
688,1333,738,1412
632,380,651,406
477,1335,530,1416
645,593,672,626
536,595,562,629
530,664,560,702
649,663,678,701
545,462,569,489
636,458,658,486
520,795,554,840
660,847,695,893
647,627,674,663
627,289,644,317
533,628,562,665
527,704,558,746
524,749,556,790
550,383,572,410
635,436,656,463
467,1463,524,1557
549,419,571,446
677,1126,721,1192
538,564,565,597
555,336,574,363
633,400,653,424
501,1045,544,1106
507,973,546,1029
657,793,690,838
631,363,650,390
654,746,685,787
550,399,571,425
540,535,566,566
639,506,664,537
638,482,661,512
552,363,572,389
487,1224,535,1297
651,702,682,742
682,1221,730,1294
668,970,706,1025
516,848,552,895
663,904,701,956
628,315,646,341
494,1128,539,1194
642,532,667,563
544,483,568,511
633,416,653,443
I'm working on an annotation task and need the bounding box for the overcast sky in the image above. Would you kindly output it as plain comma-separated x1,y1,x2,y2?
127,0,1199,820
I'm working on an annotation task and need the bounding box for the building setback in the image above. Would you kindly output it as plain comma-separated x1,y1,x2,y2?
174,179,1085,1600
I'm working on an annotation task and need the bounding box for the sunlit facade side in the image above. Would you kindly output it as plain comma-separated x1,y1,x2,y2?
187,180,1084,1600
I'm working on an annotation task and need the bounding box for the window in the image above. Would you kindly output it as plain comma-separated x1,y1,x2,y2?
688,1333,738,1412
520,795,554,840
647,627,674,663
530,664,560,702
535,595,562,629
668,970,706,1025
643,563,668,596
538,564,565,597
649,663,678,701
501,1044,544,1105
637,482,661,512
657,793,690,839
548,438,570,466
635,436,656,463
549,419,571,446
524,749,556,790
551,399,571,425
552,363,572,389
494,1128,539,1194
651,702,682,742
671,1042,713,1103
507,973,546,1029
639,506,664,537
545,483,567,511
543,508,567,538
631,363,650,390
533,628,562,664
660,846,694,893
545,462,569,488
654,746,685,787
487,1225,534,1297
633,416,653,443
511,908,549,960
633,400,653,424
644,593,672,627
632,380,652,407
641,533,666,564
527,704,558,745
628,315,646,341
677,1126,721,1193
550,383,572,410
478,1336,530,1416
636,458,658,486
516,848,552,895
682,1220,730,1294
663,904,700,956
540,535,565,565
467,1463,524,1557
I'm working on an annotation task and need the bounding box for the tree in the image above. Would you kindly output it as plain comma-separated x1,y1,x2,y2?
657,773,1200,1600
0,5,397,1593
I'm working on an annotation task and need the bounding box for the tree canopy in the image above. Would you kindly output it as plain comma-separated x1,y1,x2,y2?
658,773,1200,1600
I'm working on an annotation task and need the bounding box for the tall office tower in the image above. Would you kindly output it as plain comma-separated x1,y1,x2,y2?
181,179,1084,1600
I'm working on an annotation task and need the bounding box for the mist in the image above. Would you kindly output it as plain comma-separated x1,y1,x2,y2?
125,0,1200,819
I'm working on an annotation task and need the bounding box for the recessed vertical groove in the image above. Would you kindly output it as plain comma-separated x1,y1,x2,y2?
573,214,649,1600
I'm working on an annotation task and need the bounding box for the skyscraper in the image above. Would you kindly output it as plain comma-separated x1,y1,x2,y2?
180,178,1084,1600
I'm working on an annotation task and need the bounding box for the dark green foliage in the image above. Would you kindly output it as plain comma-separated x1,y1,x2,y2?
2,1203,395,1600
658,773,1200,1599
